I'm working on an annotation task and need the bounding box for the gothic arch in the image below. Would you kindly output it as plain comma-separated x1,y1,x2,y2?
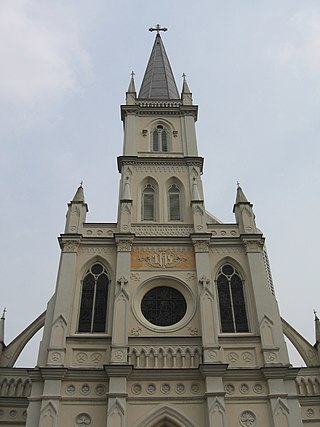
133,405,196,427
139,176,159,221
145,117,176,134
165,176,185,221
79,255,113,279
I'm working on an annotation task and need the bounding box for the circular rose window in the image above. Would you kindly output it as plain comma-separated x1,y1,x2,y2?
141,286,187,326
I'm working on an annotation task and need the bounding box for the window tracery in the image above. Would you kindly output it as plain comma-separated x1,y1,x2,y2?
78,263,109,333
217,264,248,333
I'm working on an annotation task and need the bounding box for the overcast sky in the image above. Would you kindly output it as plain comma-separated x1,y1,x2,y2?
1,0,319,367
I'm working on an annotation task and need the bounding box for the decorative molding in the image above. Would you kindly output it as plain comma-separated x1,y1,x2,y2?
193,240,210,253
131,224,194,237
137,100,182,107
75,413,92,426
116,240,133,252
132,247,195,269
210,247,244,254
243,240,263,253
239,410,256,426
61,239,80,253
117,276,128,291
79,247,115,254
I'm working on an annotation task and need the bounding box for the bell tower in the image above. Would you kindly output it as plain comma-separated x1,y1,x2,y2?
2,25,318,427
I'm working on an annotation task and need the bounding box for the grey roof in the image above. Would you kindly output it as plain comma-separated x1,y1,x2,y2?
138,34,179,99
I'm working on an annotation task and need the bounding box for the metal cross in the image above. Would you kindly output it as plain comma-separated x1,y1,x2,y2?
182,73,186,80
131,71,135,79
149,24,168,34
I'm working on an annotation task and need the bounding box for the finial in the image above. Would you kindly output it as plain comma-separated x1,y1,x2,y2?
130,71,135,79
182,73,186,81
149,24,168,35
80,181,83,187
1,308,6,319
237,181,240,188
314,309,319,321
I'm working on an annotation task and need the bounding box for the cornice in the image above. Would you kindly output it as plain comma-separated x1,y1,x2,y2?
120,103,198,121
129,368,202,381
117,156,204,173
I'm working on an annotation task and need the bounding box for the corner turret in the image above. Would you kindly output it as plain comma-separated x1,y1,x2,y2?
126,72,136,105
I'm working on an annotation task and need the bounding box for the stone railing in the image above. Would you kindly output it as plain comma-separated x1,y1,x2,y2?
131,224,194,237
296,373,320,396
128,346,202,369
0,371,31,397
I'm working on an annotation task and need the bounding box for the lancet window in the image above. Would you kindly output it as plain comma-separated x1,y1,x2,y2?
168,184,181,220
142,184,155,221
78,263,109,333
217,264,249,333
152,125,168,152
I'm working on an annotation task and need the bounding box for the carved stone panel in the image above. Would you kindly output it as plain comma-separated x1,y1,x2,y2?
131,247,195,270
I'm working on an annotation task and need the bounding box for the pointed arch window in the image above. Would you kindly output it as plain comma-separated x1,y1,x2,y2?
152,125,168,152
78,263,109,333
217,264,249,333
168,184,181,221
142,184,155,221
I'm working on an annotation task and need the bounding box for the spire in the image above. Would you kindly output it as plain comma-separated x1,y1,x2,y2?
138,27,179,100
314,310,320,346
72,183,85,203
126,72,136,105
235,182,249,204
181,73,193,105
0,308,6,346
64,183,88,234
233,183,258,234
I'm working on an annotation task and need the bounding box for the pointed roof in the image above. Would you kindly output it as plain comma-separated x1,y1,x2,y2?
235,184,250,204
314,310,320,345
72,184,85,203
127,72,136,93
138,34,179,99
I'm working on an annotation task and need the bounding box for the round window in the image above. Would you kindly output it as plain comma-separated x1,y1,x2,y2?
141,286,187,326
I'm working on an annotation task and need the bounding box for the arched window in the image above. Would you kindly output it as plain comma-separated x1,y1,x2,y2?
217,264,248,333
168,184,181,221
152,125,168,152
142,184,155,221
78,263,109,333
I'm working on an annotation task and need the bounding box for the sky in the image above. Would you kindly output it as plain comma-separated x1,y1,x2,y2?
1,0,319,367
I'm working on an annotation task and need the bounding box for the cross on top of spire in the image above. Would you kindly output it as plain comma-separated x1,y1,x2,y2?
149,24,167,35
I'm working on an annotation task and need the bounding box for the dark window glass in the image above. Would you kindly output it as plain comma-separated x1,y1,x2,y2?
143,185,155,220
141,286,186,326
217,264,249,333
152,125,169,152
78,264,109,333
169,185,181,220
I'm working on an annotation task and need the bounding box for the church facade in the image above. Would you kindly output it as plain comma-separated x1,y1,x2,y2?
1,29,320,427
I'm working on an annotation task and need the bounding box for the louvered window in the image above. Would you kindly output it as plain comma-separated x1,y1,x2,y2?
169,184,181,220
143,184,155,220
152,125,168,152
78,263,109,333
217,264,248,333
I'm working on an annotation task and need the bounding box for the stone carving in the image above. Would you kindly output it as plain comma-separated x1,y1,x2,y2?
75,413,92,427
116,240,132,252
186,272,196,281
90,353,102,364
80,384,90,395
187,326,199,336
95,384,106,396
306,408,314,417
176,383,185,394
239,410,256,426
147,384,156,394
244,240,263,253
225,384,235,394
9,410,17,418
66,384,76,395
0,410,4,417
193,240,210,253
114,350,124,361
208,351,217,361
130,327,142,337
50,352,61,363
228,352,239,363
61,240,80,252
139,250,187,268
22,410,27,420
79,247,115,254
191,383,200,393
76,352,88,364
242,352,253,363
132,384,142,394
253,384,263,394
267,352,277,362
199,275,211,291
130,272,140,281
117,276,128,291
239,384,249,394
131,225,193,237
210,247,244,254
161,383,171,394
